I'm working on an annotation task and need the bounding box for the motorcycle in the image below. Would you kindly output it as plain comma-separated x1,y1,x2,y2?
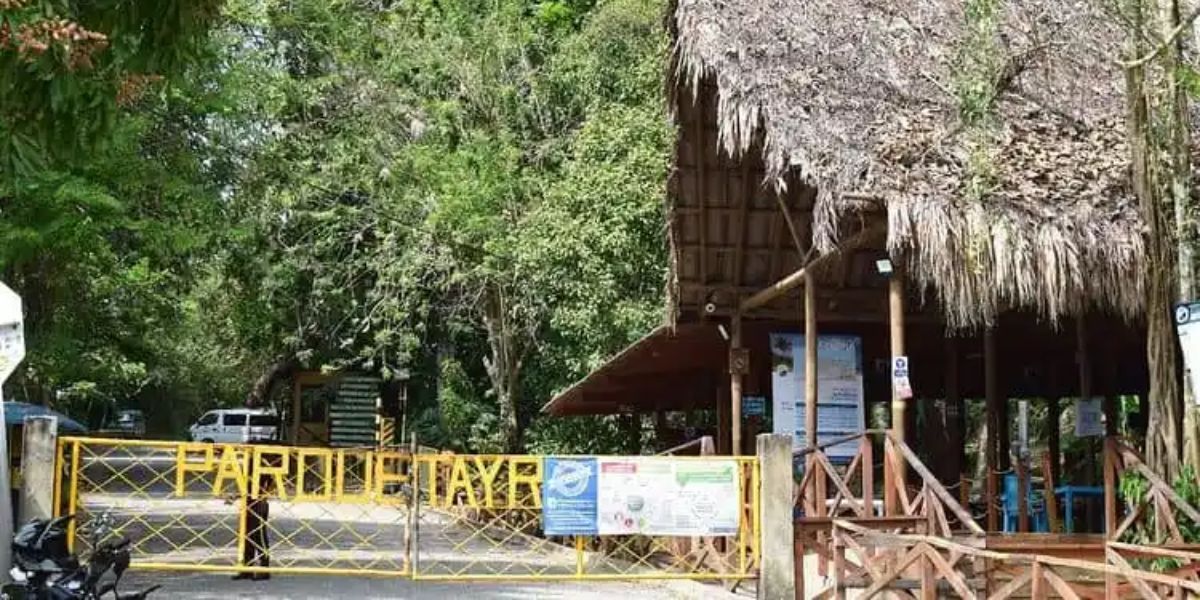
2,513,159,599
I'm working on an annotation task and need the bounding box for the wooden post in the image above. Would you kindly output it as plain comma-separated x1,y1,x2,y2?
1104,438,1118,597
1017,459,1030,532
1047,397,1061,487
888,268,907,502
984,327,1000,532
1104,437,1118,538
1042,452,1061,533
730,313,744,456
1077,315,1096,529
889,270,906,439
804,272,818,450
945,335,963,486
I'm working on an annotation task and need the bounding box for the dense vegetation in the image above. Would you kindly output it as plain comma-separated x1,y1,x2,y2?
0,0,671,451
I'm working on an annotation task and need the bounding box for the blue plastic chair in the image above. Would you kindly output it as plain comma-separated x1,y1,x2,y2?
1002,473,1048,532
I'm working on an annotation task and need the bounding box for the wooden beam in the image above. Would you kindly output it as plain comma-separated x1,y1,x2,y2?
692,93,708,292
733,160,751,289
776,193,808,259
739,224,883,313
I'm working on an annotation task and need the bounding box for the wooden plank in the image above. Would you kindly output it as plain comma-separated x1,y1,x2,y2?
1108,547,1164,600
858,544,925,598
1122,450,1200,526
861,437,875,519
923,542,976,598
887,432,986,535
805,271,818,451
1041,564,1083,600
920,544,936,600
814,450,866,518
987,569,1032,600
1031,561,1047,600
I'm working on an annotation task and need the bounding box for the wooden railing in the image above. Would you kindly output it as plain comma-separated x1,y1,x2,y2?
1104,437,1200,544
827,520,1200,599
793,430,984,536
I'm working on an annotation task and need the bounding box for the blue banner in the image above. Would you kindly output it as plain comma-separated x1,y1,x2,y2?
542,457,598,535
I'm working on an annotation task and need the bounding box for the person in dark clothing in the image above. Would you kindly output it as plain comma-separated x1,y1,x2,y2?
230,458,277,581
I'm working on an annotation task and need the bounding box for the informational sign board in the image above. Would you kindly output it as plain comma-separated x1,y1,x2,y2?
1075,397,1104,437
543,458,599,535
0,283,24,383
769,334,865,460
742,396,766,418
892,356,913,400
329,375,380,447
542,457,740,536
1177,302,1200,405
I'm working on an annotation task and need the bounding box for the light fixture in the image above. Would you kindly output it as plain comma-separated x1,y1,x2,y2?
875,258,894,276
717,324,730,341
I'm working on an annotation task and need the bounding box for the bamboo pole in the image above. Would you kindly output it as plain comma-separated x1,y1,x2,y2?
739,225,882,313
805,272,818,450
888,268,908,506
730,313,743,456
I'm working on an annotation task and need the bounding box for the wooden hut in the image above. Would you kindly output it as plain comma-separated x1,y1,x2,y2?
544,0,1151,496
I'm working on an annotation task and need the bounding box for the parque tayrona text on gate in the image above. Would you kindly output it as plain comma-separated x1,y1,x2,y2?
173,445,544,508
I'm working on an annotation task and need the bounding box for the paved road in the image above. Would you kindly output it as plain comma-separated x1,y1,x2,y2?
116,570,751,599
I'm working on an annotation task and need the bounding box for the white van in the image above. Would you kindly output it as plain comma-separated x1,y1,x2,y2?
188,409,280,444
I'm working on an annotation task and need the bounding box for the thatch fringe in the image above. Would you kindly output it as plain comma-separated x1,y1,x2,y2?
672,0,1146,327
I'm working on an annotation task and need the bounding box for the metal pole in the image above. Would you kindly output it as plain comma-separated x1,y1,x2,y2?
0,386,13,581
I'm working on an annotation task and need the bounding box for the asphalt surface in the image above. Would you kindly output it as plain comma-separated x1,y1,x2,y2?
117,571,749,599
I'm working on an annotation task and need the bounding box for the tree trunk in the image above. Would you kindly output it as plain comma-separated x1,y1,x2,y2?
1160,0,1200,478
482,284,524,453
1126,44,1184,479
245,355,298,408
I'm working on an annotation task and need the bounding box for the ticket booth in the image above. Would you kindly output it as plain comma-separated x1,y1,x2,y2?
289,371,407,447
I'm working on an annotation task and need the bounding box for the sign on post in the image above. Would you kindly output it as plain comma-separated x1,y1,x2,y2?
0,283,24,382
1176,302,1200,405
1075,397,1104,437
0,282,23,580
892,356,913,400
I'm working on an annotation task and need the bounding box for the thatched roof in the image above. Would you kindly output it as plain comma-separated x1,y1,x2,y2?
672,0,1145,328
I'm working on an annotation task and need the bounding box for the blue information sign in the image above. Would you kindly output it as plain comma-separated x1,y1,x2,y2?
542,457,598,535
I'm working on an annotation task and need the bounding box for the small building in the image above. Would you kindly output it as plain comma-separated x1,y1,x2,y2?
289,371,407,447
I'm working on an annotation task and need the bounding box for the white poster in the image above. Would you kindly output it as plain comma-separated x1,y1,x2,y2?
1075,398,1104,438
770,334,865,460
1177,302,1200,405
595,458,740,536
892,356,913,400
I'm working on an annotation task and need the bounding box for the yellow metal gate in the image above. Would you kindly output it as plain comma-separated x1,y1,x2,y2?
55,437,759,581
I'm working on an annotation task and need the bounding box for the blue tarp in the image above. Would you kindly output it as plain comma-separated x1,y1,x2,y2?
3,402,87,433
